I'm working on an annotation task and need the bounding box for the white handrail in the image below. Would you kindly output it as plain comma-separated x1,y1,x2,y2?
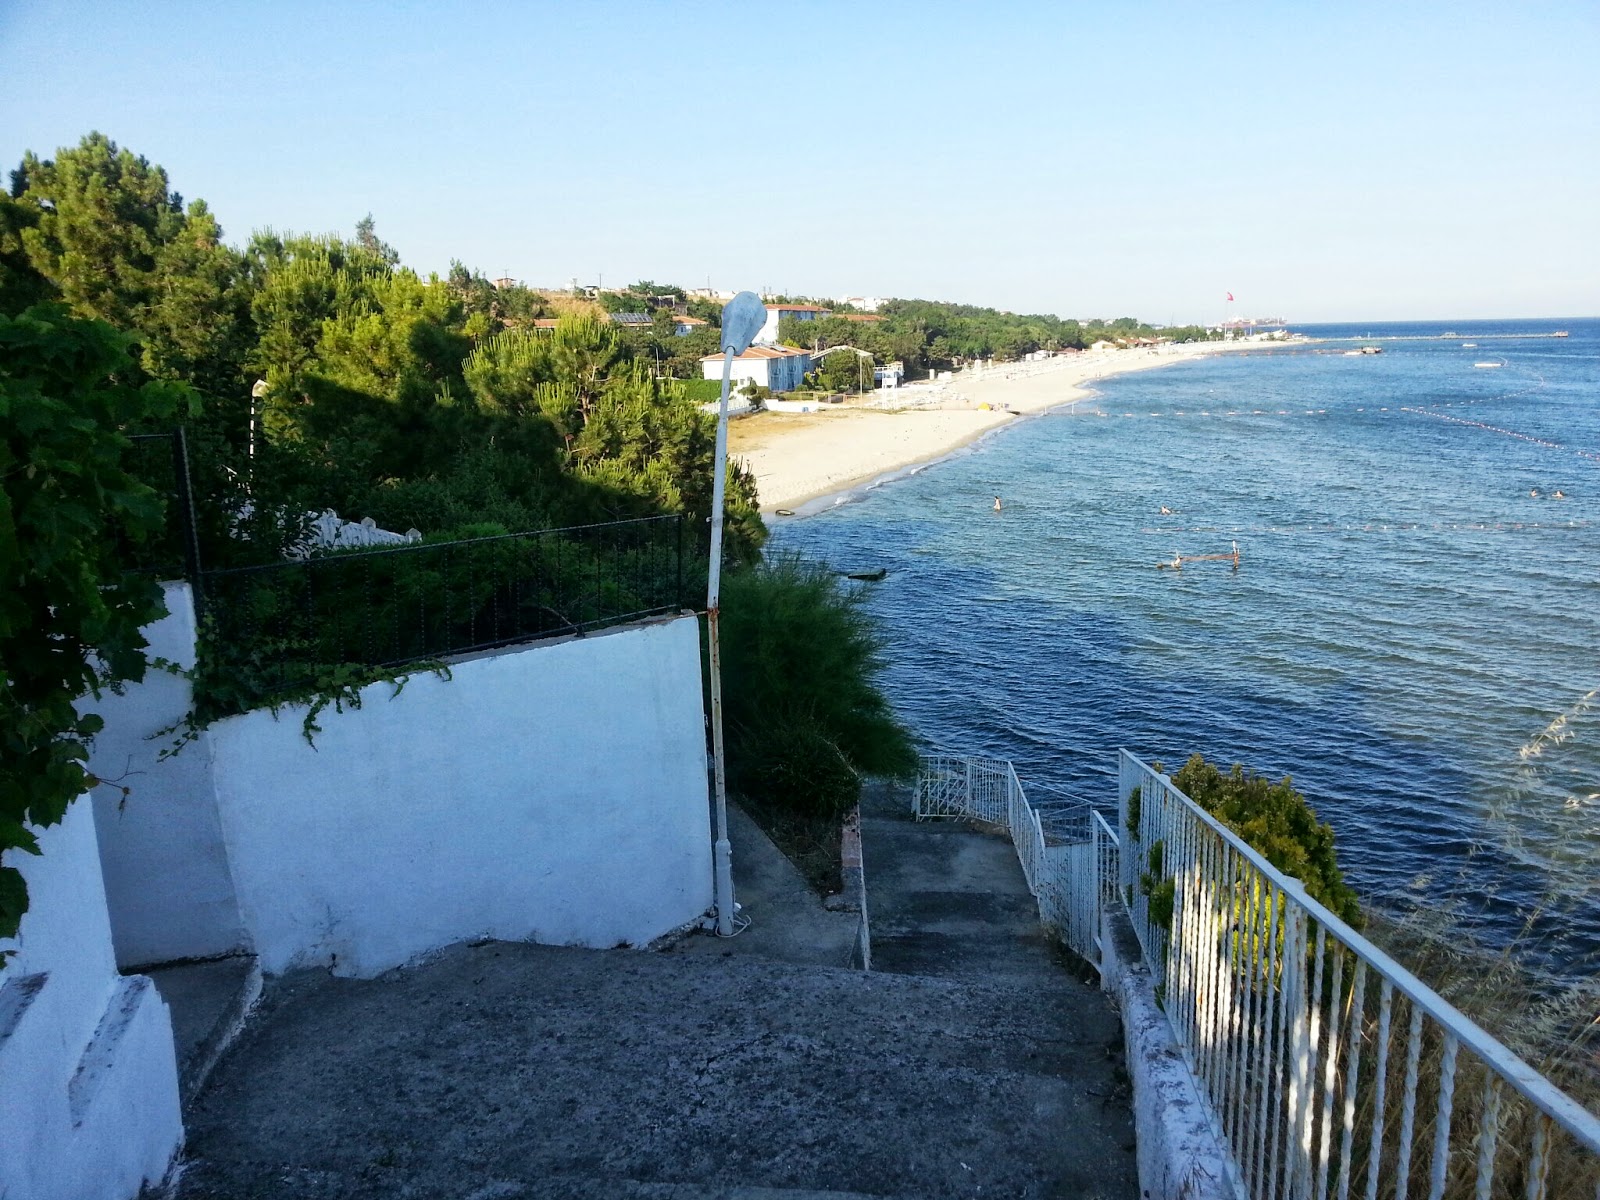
1118,749,1599,1198
915,751,1600,1198
1118,750,1600,1158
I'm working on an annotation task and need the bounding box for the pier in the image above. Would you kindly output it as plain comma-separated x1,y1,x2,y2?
1157,541,1241,570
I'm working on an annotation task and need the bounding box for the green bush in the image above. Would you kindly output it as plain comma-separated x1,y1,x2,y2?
717,555,916,819
1170,753,1363,928
678,378,723,404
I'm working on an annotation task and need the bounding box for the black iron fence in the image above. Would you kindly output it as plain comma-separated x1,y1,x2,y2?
197,514,688,710
121,430,202,583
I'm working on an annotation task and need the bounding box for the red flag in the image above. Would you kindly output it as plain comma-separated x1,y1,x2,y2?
1226,292,1234,302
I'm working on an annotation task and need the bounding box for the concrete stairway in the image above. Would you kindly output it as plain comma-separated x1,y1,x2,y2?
143,954,261,1107
172,796,1137,1200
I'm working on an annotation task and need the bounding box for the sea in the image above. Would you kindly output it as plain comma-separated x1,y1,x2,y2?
771,318,1600,975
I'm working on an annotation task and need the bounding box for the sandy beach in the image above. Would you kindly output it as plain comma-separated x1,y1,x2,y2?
731,341,1266,513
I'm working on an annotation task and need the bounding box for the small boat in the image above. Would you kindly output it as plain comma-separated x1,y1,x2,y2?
1474,361,1502,369
1359,346,1382,355
844,568,887,582
1554,331,1569,337
1461,342,1477,348
774,508,796,516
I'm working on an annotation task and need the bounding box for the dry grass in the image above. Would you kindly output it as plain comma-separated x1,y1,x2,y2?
736,794,844,898
531,291,608,321
1357,898,1600,1197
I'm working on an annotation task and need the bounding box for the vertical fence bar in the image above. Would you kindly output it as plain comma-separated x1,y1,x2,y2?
1336,962,1368,1200
1471,1076,1501,1200
1315,937,1345,1200
170,427,205,618
1425,1033,1459,1200
1365,982,1396,1200
1394,1003,1426,1200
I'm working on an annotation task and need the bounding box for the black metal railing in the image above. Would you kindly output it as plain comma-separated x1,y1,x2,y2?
197,514,688,710
120,429,202,585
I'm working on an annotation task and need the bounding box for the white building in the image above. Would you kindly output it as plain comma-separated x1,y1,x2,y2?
701,346,813,393
874,361,905,388
754,304,829,346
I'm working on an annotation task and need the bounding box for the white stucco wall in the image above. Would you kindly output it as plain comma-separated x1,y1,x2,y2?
88,582,249,968
0,801,183,1200
206,614,713,978
703,357,771,388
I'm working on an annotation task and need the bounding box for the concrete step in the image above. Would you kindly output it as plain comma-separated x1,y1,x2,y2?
142,954,261,1106
175,1160,911,1199
175,942,1135,1200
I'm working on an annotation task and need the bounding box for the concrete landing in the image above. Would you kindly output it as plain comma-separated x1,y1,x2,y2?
143,955,261,1106
664,802,858,969
174,942,1134,1199
860,784,1084,985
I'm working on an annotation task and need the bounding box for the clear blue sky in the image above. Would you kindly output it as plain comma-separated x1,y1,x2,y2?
3,1,1597,323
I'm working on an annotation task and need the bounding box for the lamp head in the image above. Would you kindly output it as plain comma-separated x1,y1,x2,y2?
720,291,765,356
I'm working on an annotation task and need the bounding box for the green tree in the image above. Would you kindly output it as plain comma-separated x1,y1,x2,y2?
814,349,872,393
0,305,193,948
0,191,54,317
1169,753,1363,928
718,556,916,819
13,133,184,330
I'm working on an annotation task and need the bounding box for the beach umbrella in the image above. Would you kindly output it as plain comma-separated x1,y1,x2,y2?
706,290,765,936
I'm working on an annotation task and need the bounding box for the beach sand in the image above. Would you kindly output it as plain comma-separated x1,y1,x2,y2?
732,341,1255,512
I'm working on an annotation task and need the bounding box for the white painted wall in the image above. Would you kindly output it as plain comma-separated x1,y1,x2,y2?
88,583,249,968
0,801,183,1200
206,614,713,977
703,356,774,389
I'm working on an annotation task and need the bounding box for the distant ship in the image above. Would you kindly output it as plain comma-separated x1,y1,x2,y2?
1474,361,1503,369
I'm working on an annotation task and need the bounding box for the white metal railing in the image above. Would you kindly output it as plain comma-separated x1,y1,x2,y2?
1116,750,1600,1200
913,754,1108,968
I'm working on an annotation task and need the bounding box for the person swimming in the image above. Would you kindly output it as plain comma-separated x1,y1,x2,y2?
1554,490,1566,499
1531,488,1541,498
1159,505,1173,515
993,496,1002,512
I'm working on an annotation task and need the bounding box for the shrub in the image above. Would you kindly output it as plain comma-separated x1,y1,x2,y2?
717,555,916,819
1170,753,1362,928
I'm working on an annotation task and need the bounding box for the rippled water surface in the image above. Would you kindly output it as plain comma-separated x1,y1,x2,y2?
773,318,1600,969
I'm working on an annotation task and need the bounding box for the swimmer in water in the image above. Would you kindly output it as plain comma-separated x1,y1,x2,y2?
993,496,1002,512
1554,490,1566,499
1530,488,1541,498
1159,505,1173,515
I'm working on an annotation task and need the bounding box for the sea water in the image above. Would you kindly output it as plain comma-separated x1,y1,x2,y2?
772,318,1600,972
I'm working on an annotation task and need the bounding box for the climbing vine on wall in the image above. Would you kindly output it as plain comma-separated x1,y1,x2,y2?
0,304,193,955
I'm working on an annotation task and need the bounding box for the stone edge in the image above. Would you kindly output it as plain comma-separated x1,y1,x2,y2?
1100,907,1237,1200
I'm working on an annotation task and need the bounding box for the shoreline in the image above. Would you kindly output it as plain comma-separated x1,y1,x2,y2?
733,340,1283,517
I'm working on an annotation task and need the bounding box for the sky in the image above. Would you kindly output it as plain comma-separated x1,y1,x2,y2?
2,0,1597,324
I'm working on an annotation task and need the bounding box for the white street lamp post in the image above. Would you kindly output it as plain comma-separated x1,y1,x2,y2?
706,291,765,936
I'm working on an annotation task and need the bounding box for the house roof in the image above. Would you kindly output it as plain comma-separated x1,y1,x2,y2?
607,312,653,326
700,346,811,361
765,304,827,313
675,315,708,326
